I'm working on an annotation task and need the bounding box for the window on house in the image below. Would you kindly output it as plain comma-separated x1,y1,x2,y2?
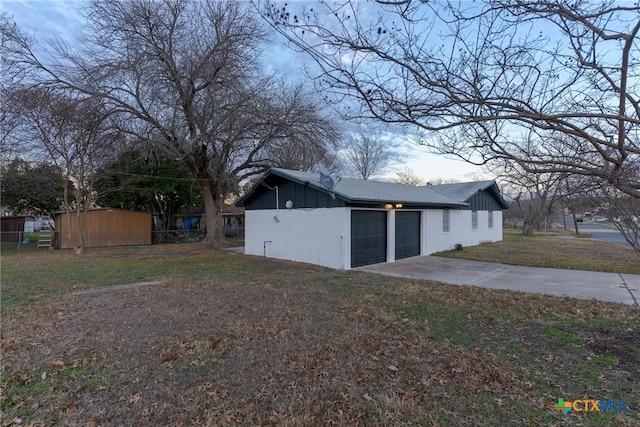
443,209,450,232
488,210,494,228
472,210,478,230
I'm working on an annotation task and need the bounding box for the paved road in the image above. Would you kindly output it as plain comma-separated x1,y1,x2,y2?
359,256,640,306
563,216,631,248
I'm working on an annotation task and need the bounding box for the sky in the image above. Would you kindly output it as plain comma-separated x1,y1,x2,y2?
1,0,485,183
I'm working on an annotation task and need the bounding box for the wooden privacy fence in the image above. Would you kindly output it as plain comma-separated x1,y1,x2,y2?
54,209,152,249
0,216,25,243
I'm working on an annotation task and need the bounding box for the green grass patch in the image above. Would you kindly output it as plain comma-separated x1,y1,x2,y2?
545,326,584,343
595,355,619,367
397,301,475,345
1,357,107,422
434,233,640,274
0,247,274,310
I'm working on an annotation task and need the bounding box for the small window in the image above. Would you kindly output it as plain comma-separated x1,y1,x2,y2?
472,210,478,230
488,210,494,228
443,209,450,232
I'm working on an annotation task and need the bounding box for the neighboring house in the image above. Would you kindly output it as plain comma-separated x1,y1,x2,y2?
170,206,244,239
54,208,151,249
24,216,54,233
236,168,508,270
222,205,245,237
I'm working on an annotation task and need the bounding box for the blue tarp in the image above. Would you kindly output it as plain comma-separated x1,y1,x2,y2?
181,217,199,230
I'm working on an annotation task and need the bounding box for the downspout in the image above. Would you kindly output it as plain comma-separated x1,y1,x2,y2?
260,182,281,222
274,186,280,222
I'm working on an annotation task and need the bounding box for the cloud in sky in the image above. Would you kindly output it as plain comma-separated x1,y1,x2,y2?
2,0,484,183
3,0,84,43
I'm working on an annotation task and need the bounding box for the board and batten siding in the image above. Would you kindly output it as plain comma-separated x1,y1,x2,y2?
242,178,345,210
464,190,505,211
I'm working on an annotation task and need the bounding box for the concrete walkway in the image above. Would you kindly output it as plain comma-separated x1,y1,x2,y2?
358,256,640,306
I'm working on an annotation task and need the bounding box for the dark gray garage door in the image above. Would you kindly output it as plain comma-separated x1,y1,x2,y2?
395,211,420,260
351,210,387,268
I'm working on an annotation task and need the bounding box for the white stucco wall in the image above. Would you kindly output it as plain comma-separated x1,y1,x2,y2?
245,207,503,270
244,208,350,269
423,209,503,254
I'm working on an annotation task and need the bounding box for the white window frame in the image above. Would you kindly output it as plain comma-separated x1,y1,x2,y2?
472,210,478,230
488,210,494,229
443,209,450,233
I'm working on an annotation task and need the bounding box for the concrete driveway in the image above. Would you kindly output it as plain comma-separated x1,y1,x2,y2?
358,256,640,306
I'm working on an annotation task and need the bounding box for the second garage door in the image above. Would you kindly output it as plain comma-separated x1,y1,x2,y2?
395,211,420,260
351,210,387,268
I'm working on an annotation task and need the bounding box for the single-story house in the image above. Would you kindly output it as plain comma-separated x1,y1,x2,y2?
236,168,508,269
222,205,245,237
167,206,244,241
54,208,152,249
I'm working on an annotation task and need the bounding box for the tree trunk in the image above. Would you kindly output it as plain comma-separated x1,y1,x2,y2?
61,174,85,254
523,220,534,236
568,194,580,236
74,183,87,254
199,180,224,246
74,208,86,254
214,192,225,243
522,205,536,236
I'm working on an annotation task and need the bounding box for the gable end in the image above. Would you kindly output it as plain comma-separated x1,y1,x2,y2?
239,175,346,210
465,190,506,211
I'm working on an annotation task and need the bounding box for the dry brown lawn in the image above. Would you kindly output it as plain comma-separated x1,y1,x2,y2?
1,243,639,426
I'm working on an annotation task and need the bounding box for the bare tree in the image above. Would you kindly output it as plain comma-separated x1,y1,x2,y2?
427,177,461,185
393,167,424,186
9,87,119,253
261,80,341,172
586,165,640,255
2,1,339,245
259,1,640,198
342,129,393,179
603,191,640,256
0,88,21,159
499,164,567,235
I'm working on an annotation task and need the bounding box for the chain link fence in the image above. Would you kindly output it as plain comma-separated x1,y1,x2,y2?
1,227,245,252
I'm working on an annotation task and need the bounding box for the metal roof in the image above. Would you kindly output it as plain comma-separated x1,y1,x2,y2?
238,168,479,208
429,181,509,209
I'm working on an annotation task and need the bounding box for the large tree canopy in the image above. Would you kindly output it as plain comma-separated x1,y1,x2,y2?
95,148,202,236
3,85,121,253
260,0,640,198
2,0,340,245
0,158,66,216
